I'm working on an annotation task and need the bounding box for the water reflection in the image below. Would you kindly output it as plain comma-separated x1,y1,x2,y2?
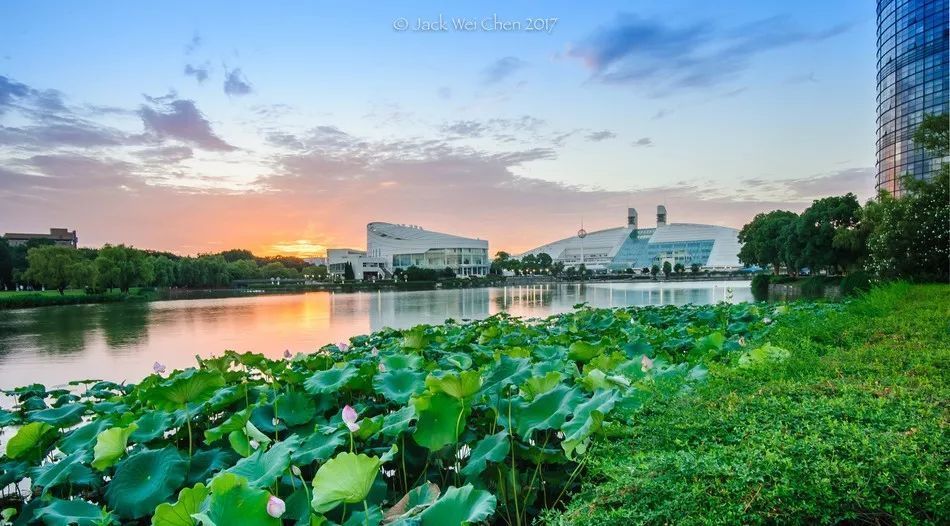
0,281,750,388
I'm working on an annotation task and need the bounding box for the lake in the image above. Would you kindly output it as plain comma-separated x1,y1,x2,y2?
0,281,751,388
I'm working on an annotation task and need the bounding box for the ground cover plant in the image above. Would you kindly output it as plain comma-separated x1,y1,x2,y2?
0,300,836,525
545,283,949,525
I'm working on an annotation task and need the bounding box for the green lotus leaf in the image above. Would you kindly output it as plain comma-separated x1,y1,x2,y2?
228,430,252,457
460,431,509,479
92,423,138,471
290,428,346,465
274,391,316,426
143,369,226,410
354,415,383,440
5,421,56,461
303,363,358,395
479,356,532,397
21,397,48,412
578,369,629,392
560,389,618,459
418,484,496,526
33,499,109,526
503,385,583,438
738,343,791,368
203,407,253,444
383,482,440,523
59,419,112,454
0,460,29,489
401,327,428,350
105,446,189,519
424,370,481,400
568,341,603,362
151,482,208,526
519,371,562,401
311,451,383,513
193,473,279,526
342,504,383,526
250,405,286,434
220,435,300,488
439,352,473,370
186,449,237,485
587,351,627,373
378,406,416,437
380,353,423,371
27,403,86,428
31,451,97,493
0,409,19,427
131,411,175,443
412,393,469,451
374,369,426,404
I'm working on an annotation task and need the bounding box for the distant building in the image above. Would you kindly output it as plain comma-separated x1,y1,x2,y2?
367,222,489,277
518,206,743,271
326,248,389,280
304,256,328,267
325,223,490,281
875,0,949,195
4,228,78,248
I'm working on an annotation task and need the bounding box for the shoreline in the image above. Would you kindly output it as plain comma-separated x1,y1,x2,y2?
0,274,753,310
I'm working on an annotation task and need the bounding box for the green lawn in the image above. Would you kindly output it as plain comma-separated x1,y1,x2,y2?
0,289,88,297
545,283,949,525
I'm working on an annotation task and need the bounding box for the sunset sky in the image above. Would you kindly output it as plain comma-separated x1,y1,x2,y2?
1,0,877,256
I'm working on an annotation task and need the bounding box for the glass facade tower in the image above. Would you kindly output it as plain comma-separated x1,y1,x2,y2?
875,0,949,195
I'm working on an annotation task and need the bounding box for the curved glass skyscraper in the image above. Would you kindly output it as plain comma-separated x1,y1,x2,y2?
876,0,949,195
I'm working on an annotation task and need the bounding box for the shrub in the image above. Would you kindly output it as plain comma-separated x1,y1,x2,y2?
800,276,837,299
750,273,770,301
839,271,871,297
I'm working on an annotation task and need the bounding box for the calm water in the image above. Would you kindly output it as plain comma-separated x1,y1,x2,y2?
0,281,751,388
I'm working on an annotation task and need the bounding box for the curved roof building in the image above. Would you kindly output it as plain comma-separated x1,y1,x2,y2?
519,207,743,271
366,222,490,276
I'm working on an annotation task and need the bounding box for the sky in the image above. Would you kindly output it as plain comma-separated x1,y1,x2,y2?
0,0,878,256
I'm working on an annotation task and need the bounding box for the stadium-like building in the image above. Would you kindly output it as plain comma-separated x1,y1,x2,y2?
518,206,743,272
365,222,490,277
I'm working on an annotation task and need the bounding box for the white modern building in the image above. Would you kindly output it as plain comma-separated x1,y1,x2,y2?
327,248,389,280
367,222,489,277
519,206,744,271
326,223,490,281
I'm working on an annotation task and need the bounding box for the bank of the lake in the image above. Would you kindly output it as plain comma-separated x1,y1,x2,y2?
547,283,949,525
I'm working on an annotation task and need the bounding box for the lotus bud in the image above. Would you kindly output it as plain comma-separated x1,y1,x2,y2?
640,355,654,372
342,404,360,432
284,349,292,358
291,465,302,476
266,495,285,518
337,342,350,353
153,362,166,374
371,347,379,356
378,363,387,373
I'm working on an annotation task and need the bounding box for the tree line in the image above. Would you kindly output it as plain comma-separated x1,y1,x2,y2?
0,243,328,294
738,113,949,282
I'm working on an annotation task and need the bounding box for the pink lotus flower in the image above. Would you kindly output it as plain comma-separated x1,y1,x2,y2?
378,363,387,373
342,404,360,432
266,495,285,518
152,362,166,374
640,355,654,372
283,349,292,359
337,342,350,353
371,347,379,357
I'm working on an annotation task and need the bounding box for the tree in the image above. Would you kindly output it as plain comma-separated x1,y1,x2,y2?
261,261,298,280
535,252,553,268
0,238,13,289
795,194,864,273
218,249,256,262
95,245,154,292
690,263,700,274
650,264,660,277
227,259,261,281
23,246,84,294
738,210,799,274
441,267,456,278
673,263,685,274
343,262,356,280
312,264,329,280
662,261,672,277
151,256,178,287
912,113,949,157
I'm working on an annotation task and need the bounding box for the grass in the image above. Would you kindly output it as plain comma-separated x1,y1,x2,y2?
544,283,949,525
0,288,154,309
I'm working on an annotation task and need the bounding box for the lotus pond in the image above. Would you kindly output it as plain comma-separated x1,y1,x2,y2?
0,300,839,525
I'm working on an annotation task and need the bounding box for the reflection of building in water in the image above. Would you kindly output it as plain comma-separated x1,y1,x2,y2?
363,289,493,332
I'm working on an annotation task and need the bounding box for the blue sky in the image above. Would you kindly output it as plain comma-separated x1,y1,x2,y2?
1,1,878,255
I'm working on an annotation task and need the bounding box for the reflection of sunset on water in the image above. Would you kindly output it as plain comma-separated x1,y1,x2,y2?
0,281,751,388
